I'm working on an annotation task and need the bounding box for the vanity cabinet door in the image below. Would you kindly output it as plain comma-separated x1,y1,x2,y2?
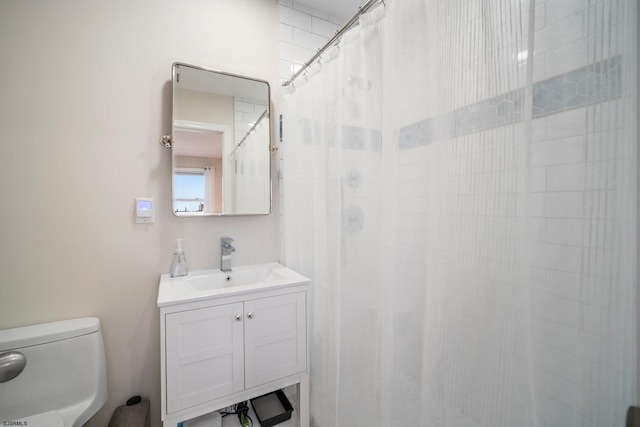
165,302,245,414
244,292,306,389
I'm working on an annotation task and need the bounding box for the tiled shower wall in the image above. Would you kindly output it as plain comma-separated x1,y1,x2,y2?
395,1,629,425
278,1,343,261
278,1,343,85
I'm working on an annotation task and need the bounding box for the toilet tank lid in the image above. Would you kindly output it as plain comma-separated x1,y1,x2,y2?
0,317,101,351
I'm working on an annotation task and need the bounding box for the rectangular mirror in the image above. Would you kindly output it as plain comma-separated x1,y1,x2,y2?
170,63,272,216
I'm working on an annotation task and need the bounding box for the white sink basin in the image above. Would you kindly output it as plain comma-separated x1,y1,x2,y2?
186,267,288,291
157,262,310,307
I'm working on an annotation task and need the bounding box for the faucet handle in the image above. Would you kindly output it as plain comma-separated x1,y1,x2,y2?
221,237,235,259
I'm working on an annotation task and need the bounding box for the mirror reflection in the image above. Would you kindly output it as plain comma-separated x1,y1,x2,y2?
171,63,271,216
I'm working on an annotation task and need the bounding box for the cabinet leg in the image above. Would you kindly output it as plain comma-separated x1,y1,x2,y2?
297,374,310,427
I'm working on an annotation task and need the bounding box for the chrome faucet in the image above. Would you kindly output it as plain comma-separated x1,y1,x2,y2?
220,237,235,272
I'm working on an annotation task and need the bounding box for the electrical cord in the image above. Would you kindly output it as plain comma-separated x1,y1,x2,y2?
219,402,253,427
235,401,253,427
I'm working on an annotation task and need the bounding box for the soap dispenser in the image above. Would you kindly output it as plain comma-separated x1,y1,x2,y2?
170,238,188,277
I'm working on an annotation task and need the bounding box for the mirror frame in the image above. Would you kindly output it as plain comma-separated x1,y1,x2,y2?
169,62,273,217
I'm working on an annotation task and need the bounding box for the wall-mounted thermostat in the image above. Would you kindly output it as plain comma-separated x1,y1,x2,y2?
135,198,154,224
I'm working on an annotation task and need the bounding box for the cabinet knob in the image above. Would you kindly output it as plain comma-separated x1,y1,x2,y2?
235,314,242,321
247,312,254,319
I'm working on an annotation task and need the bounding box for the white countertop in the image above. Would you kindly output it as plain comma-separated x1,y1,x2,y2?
157,262,310,307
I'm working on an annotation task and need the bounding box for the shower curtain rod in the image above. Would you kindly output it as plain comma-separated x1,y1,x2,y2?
237,109,268,148
281,0,383,87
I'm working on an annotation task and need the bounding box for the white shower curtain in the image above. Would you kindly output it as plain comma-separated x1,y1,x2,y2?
235,121,270,213
282,1,637,426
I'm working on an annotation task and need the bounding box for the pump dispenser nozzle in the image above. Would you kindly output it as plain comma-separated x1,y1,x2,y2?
170,238,188,277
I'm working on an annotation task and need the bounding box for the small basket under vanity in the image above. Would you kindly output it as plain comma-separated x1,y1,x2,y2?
250,390,294,427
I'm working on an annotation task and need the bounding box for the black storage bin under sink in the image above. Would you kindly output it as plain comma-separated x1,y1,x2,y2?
249,389,293,427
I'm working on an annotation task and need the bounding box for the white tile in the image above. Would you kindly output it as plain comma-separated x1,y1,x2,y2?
513,311,547,343
530,192,547,217
279,59,295,80
545,107,587,140
311,16,341,38
582,304,608,335
401,196,429,214
546,218,584,246
583,247,614,279
529,263,548,284
279,4,312,31
546,268,581,301
546,321,583,356
552,135,586,165
531,167,547,192
530,217,547,241
399,162,429,181
535,11,586,58
293,27,328,51
531,242,582,273
533,136,586,167
534,2,546,31
279,41,315,64
547,163,586,191
531,117,546,142
234,101,255,114
545,37,589,78
240,111,262,123
546,191,584,218
532,291,581,326
546,371,584,409
292,2,330,20
531,142,547,167
279,23,293,43
591,100,625,132
327,13,347,26
587,27,625,59
581,275,609,307
540,395,577,426
580,328,607,360
546,0,586,26
399,181,429,197
586,130,619,162
532,52,546,83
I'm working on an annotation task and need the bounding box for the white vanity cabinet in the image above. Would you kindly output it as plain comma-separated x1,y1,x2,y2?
164,302,245,413
158,264,309,427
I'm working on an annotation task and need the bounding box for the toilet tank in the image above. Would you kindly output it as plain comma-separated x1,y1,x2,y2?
0,317,108,426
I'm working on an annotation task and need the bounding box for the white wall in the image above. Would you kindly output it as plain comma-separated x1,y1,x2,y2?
0,1,279,426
